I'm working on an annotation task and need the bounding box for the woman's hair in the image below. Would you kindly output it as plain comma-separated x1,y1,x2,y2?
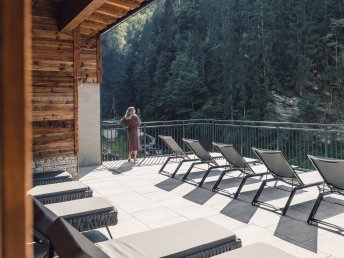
124,107,135,119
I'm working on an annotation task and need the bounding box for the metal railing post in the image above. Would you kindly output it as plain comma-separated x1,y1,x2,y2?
277,126,280,150
182,120,186,151
240,122,243,156
212,120,215,152
144,123,147,158
324,125,328,157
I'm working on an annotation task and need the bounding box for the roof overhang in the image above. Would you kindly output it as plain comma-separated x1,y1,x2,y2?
58,0,157,37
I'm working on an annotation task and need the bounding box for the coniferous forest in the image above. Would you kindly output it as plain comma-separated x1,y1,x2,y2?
101,0,344,123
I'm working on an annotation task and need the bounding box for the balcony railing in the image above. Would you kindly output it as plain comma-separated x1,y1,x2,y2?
101,119,344,169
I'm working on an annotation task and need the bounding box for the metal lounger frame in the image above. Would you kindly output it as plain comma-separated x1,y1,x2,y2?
158,135,199,178
210,143,268,198
307,155,344,230
251,147,322,215
181,138,228,186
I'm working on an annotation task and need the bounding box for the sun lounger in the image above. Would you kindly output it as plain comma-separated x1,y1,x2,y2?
33,170,73,186
252,147,323,215
307,155,344,229
158,135,198,177
210,143,267,198
32,196,118,241
213,243,297,258
28,181,93,204
181,138,227,185
47,217,242,258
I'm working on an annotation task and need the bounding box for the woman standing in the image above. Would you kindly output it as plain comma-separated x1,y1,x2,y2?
120,107,142,161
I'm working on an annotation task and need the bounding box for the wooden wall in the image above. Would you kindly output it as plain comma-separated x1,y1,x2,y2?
32,0,98,165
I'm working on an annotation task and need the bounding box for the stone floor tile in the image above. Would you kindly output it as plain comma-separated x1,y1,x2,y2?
132,206,181,224
271,239,331,258
303,231,344,258
232,224,281,245
72,161,344,258
174,205,219,219
205,214,247,230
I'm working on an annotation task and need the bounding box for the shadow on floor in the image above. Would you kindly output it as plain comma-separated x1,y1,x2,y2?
202,176,261,192
79,163,122,178
109,161,136,174
183,187,216,205
220,186,307,223
220,190,259,223
307,196,344,236
273,201,319,252
269,196,344,252
182,175,262,205
155,177,184,191
137,156,166,166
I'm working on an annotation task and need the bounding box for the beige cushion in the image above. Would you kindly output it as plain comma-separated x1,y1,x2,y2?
28,181,90,198
45,197,115,218
97,218,237,257
213,243,297,258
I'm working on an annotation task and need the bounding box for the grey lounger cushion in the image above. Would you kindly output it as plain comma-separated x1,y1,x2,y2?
28,181,93,204
33,170,72,186
213,243,297,258
45,197,118,231
48,217,241,258
97,218,241,257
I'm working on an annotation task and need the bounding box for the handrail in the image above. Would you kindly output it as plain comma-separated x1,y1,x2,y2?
101,119,344,168
102,119,344,128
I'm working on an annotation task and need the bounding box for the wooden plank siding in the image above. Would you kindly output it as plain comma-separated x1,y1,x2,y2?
32,0,98,159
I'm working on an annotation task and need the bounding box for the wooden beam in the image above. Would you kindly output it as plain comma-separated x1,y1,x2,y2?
81,19,105,30
59,0,105,33
94,9,119,19
1,0,32,257
96,34,102,83
89,12,118,23
97,3,128,17
80,25,99,37
100,0,156,35
104,0,131,10
106,0,143,9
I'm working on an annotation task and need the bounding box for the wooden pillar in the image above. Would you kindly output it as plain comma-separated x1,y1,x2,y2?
0,0,32,257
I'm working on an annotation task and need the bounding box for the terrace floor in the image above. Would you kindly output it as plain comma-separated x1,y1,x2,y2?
39,156,344,258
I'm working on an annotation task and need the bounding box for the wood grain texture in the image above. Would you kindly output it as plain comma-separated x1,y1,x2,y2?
32,0,97,158
31,0,148,157
57,0,145,36
1,0,33,257
59,0,105,32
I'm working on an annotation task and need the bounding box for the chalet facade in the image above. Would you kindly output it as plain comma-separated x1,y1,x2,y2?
1,1,154,257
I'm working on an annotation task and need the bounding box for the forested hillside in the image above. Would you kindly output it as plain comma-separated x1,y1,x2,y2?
102,0,344,123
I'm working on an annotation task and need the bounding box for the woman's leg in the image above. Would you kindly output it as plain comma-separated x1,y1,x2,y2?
128,151,133,161
133,150,137,161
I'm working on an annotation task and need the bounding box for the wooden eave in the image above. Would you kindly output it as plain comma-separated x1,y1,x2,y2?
58,0,156,37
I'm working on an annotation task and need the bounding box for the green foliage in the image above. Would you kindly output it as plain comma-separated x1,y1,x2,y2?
298,93,326,121
101,0,344,123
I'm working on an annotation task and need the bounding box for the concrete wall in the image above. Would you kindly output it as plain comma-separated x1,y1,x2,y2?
78,83,101,166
